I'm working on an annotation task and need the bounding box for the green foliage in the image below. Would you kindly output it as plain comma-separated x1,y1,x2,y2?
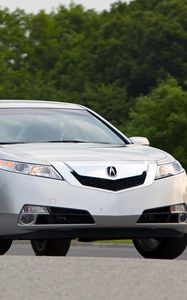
79,84,128,128
0,0,187,165
127,78,187,168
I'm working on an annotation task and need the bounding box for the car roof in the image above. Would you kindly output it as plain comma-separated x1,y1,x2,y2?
0,100,85,109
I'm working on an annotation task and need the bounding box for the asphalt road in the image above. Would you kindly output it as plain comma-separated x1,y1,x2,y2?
1,242,187,300
6,241,187,260
1,253,187,300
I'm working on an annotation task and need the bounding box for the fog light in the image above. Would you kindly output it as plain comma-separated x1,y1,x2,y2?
170,204,187,223
18,205,49,225
19,214,36,225
179,213,187,223
170,204,187,213
21,205,49,214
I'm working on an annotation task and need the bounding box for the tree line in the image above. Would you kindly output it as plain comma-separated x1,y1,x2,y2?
0,0,187,167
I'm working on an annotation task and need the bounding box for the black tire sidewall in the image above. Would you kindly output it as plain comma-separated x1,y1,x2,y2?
133,237,187,259
0,239,13,255
31,239,71,256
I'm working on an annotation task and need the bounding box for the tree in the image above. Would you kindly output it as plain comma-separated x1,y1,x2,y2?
1,0,187,152
126,78,187,169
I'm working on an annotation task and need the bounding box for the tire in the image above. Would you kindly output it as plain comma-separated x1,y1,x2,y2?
0,239,12,255
133,237,187,259
31,239,71,256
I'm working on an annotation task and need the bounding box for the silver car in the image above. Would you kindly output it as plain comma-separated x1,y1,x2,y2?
0,100,186,259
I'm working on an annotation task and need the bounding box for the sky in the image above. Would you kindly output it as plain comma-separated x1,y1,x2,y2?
0,0,130,13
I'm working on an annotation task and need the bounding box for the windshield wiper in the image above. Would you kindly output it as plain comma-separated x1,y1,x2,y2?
0,140,87,145
46,140,87,143
0,141,126,145
0,142,28,145
47,141,117,144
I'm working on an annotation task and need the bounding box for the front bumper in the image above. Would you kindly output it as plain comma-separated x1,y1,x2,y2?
0,169,187,238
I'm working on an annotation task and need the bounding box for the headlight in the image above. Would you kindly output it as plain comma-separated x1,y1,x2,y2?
0,159,62,180
155,161,184,180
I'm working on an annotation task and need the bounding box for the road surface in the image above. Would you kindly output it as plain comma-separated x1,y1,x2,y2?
0,242,186,299
1,252,187,300
6,241,187,260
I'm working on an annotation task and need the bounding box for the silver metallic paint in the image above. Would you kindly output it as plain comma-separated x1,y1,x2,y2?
0,100,186,239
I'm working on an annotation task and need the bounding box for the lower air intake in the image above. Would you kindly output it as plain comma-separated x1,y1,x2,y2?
36,207,95,225
138,205,187,224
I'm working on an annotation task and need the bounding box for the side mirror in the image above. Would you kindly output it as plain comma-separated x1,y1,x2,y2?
130,136,150,146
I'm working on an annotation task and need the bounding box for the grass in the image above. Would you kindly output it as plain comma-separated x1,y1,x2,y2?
94,240,132,244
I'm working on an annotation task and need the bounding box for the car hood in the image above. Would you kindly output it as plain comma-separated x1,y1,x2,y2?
0,143,168,164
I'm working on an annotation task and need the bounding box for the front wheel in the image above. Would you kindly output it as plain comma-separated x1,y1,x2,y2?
0,239,12,255
133,237,187,259
31,239,71,256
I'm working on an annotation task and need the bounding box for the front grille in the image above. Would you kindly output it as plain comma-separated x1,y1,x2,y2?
72,171,146,191
36,207,95,225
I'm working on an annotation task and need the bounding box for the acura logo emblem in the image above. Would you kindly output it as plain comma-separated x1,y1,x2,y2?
107,166,117,177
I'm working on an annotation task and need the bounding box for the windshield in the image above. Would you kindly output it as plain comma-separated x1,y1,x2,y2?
0,108,127,145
